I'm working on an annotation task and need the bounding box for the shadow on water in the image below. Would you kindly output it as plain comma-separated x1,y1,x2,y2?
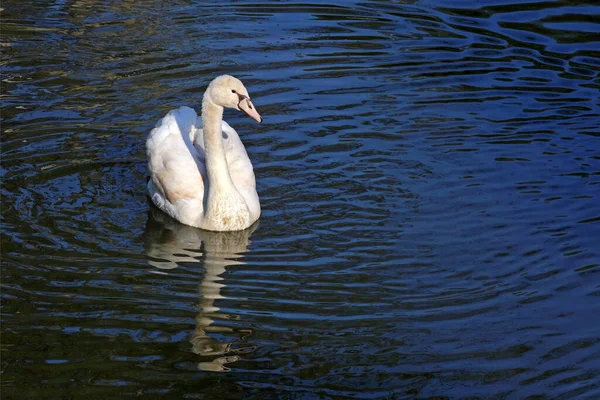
143,207,258,373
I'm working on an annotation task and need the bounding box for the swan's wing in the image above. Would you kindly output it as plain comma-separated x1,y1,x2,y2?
221,121,260,219
222,121,256,187
146,107,206,224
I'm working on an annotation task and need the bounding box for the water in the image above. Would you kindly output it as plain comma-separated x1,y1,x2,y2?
2,0,599,397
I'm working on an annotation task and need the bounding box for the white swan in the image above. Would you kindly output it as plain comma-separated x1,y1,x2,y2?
146,75,262,231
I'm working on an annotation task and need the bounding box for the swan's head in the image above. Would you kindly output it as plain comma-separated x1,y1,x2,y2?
206,75,262,123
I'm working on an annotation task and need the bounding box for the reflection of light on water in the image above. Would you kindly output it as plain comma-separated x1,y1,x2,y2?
143,206,257,372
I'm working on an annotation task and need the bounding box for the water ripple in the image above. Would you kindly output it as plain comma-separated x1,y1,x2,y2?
2,0,600,398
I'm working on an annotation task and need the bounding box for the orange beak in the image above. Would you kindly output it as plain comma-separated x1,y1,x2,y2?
238,96,262,123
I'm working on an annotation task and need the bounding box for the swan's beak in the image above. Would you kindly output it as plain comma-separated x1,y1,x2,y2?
238,97,262,123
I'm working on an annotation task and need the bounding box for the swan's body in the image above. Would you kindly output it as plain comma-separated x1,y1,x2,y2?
146,75,262,231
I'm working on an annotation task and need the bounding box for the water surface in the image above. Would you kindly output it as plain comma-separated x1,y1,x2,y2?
2,0,600,398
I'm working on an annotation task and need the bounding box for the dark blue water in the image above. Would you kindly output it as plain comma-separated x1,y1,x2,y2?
2,0,600,398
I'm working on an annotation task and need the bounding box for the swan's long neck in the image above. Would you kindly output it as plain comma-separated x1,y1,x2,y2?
201,92,251,230
202,96,235,194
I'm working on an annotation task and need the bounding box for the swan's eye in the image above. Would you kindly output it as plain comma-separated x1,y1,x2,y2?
231,90,236,93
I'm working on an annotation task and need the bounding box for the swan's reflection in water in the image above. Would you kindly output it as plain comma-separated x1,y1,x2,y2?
143,207,257,372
